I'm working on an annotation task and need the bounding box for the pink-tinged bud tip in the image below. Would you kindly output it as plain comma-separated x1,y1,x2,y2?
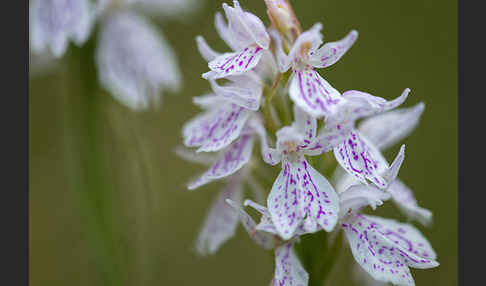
264,0,301,43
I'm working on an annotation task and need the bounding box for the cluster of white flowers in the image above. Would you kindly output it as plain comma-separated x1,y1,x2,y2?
29,0,200,110
180,1,438,286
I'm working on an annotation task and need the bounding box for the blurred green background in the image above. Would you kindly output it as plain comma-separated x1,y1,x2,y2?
29,0,457,285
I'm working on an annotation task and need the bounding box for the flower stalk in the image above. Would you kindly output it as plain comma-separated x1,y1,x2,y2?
264,72,283,134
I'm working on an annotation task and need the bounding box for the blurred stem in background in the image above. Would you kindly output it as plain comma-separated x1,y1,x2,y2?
62,31,125,285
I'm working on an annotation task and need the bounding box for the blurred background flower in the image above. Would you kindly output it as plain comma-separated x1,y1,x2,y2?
29,0,457,285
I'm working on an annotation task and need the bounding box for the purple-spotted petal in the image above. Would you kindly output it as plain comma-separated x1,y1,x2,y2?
358,103,425,151
334,130,389,188
297,158,339,232
226,199,276,249
308,30,358,68
342,214,438,286
209,78,262,110
289,69,342,118
195,182,243,255
267,161,303,240
388,180,433,226
203,45,264,79
188,134,254,190
196,35,221,62
353,260,388,286
182,102,250,152
365,215,438,261
273,242,309,286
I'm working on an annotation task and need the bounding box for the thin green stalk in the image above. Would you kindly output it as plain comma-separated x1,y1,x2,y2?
274,91,292,126
314,231,343,286
64,36,125,286
264,73,283,134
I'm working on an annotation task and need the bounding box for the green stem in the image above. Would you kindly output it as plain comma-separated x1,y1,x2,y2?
313,231,343,286
264,72,283,134
63,36,125,286
295,230,343,286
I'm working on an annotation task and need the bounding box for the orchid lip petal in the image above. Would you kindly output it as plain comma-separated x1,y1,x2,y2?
273,242,309,286
267,161,303,240
297,158,340,232
342,214,439,286
288,69,342,118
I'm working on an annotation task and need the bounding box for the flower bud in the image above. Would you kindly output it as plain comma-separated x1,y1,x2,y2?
264,0,301,45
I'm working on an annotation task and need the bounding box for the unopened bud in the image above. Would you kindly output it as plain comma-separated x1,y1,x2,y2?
264,0,301,45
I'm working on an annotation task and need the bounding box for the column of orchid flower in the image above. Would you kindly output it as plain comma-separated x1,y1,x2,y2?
179,1,439,286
